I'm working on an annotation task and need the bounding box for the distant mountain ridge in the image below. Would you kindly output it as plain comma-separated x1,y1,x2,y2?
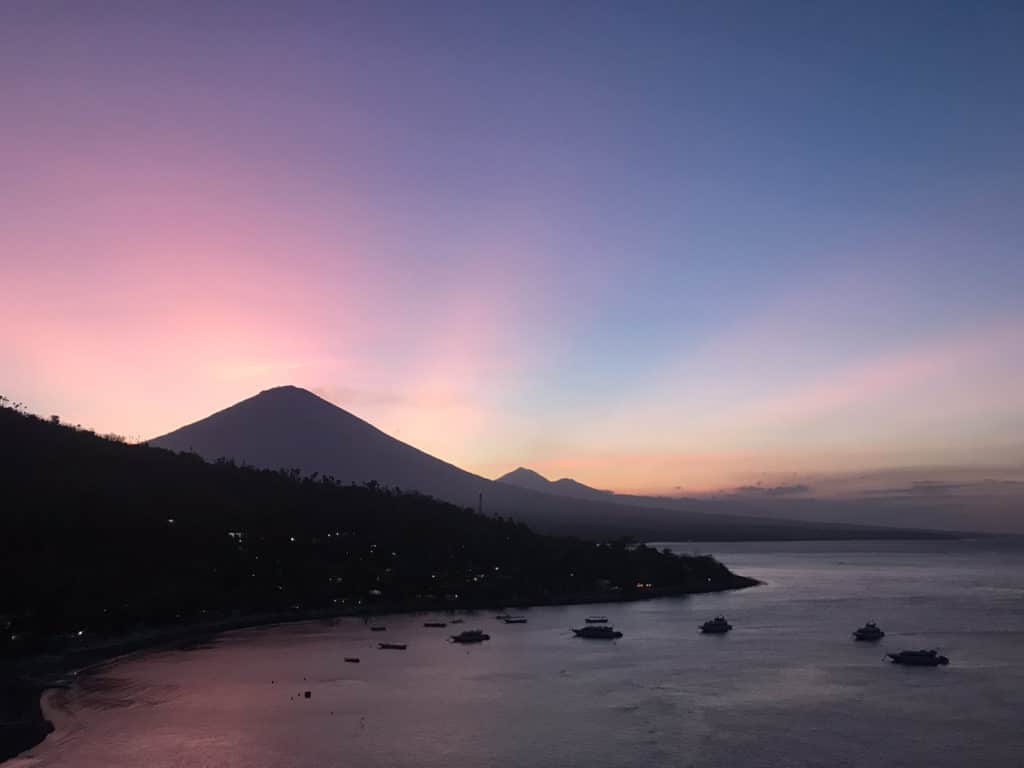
497,467,615,501
497,465,1006,537
150,386,949,541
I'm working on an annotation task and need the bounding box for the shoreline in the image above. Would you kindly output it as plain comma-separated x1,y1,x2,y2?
0,575,758,764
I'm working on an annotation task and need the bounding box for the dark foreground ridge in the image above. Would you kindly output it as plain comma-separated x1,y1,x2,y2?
0,404,755,761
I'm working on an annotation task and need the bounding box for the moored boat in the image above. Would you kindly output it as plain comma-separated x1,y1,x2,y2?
572,625,623,639
451,629,491,644
424,621,447,628
503,616,528,624
700,616,733,634
887,649,949,666
853,622,885,641
370,626,386,632
378,642,408,650
584,616,608,624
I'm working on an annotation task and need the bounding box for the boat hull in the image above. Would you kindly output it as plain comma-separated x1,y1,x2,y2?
887,653,949,666
451,632,490,644
572,628,623,639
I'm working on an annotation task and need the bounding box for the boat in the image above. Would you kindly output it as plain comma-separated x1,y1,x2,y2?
423,621,447,628
584,616,609,624
450,618,464,624
378,642,407,650
887,649,949,666
370,626,386,632
572,625,623,639
344,657,360,663
451,629,491,644
503,616,528,624
699,616,733,634
853,622,885,641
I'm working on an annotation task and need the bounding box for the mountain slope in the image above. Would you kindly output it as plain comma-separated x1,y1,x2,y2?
150,387,948,541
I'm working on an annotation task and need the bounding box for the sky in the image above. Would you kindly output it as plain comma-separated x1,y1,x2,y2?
2,1,1023,496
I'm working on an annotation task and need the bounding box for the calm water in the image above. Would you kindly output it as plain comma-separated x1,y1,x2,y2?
13,539,1024,768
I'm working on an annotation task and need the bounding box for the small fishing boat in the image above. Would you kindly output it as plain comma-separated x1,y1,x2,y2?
887,649,949,666
853,622,885,641
450,618,464,624
572,625,623,640
344,657,360,663
423,622,447,628
378,642,407,650
700,616,733,634
370,626,386,632
584,616,609,624
451,629,490,644
503,617,528,624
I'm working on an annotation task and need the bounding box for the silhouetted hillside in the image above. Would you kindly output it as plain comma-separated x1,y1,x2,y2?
0,404,753,659
150,387,949,541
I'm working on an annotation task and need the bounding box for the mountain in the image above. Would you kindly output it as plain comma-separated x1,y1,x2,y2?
150,386,949,541
497,467,615,501
152,385,489,506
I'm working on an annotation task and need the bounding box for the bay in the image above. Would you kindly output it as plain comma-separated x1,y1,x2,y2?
14,538,1024,768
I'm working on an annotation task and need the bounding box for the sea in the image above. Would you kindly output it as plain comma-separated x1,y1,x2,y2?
11,538,1024,768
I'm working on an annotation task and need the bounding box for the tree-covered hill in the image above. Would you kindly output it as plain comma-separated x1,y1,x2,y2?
0,403,753,658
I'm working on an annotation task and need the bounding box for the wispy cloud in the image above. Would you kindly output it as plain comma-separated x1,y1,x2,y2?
733,484,811,497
